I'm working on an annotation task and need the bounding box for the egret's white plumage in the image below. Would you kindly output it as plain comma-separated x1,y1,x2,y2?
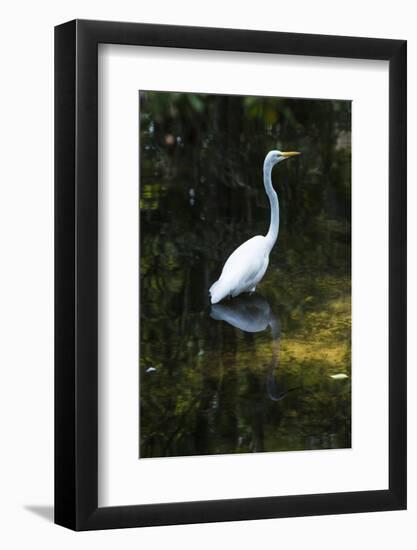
209,150,300,304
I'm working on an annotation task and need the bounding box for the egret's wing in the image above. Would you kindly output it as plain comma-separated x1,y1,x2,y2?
220,236,267,288
210,236,268,303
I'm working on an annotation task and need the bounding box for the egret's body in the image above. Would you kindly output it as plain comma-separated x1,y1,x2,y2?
210,236,269,300
209,150,300,304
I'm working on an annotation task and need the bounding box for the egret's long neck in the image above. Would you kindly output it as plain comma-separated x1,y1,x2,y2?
263,159,279,251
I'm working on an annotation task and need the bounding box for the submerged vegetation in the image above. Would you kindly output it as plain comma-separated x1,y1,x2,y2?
139,91,351,458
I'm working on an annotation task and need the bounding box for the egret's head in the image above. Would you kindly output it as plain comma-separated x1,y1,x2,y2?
265,149,301,167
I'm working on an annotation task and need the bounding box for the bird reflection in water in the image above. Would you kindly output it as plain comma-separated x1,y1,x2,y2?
210,294,298,402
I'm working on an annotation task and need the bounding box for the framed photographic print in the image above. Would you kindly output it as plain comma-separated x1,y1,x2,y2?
55,19,406,530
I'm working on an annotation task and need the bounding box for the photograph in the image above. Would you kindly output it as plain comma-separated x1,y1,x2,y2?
139,90,352,459
0,1,409,542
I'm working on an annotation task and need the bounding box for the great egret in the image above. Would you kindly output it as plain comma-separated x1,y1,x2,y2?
209,150,300,304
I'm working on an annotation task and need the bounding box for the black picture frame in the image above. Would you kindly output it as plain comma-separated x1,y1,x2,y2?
55,19,407,531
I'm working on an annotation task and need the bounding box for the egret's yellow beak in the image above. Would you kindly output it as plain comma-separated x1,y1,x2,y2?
281,151,301,158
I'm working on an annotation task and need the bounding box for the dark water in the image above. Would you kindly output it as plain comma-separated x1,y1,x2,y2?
139,91,351,458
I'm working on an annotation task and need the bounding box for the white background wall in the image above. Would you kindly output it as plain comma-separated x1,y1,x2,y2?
0,0,415,548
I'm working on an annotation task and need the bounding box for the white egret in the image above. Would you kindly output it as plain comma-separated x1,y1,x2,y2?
209,150,300,304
